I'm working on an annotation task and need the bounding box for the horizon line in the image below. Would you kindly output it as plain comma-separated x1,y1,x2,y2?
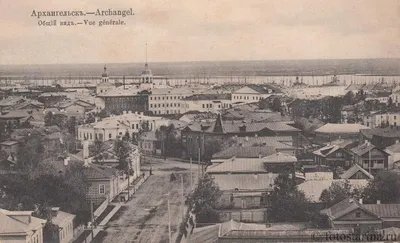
1,57,400,66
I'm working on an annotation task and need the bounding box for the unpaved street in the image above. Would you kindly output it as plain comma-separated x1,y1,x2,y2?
96,158,198,243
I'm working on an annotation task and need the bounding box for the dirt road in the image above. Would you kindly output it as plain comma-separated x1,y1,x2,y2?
96,158,198,243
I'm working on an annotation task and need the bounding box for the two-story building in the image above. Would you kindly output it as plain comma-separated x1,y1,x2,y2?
180,94,232,114
313,123,370,145
181,113,301,159
312,140,356,169
350,141,389,175
231,84,282,104
321,198,400,234
148,87,208,115
48,207,75,243
0,208,46,243
77,112,169,143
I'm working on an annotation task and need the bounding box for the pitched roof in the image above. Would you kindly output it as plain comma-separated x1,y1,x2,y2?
207,159,265,173
139,131,157,141
51,210,75,227
212,146,276,159
314,123,370,134
362,204,400,218
212,173,277,191
340,164,374,180
184,220,351,243
233,136,294,149
0,209,46,236
299,180,368,203
182,93,231,101
82,164,117,180
320,198,364,219
350,142,376,156
386,143,400,153
262,152,297,163
322,198,400,220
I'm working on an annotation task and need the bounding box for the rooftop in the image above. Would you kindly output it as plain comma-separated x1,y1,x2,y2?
182,93,231,101
0,208,46,236
340,164,374,180
212,146,276,159
298,180,369,203
314,123,370,134
262,152,297,164
212,173,277,191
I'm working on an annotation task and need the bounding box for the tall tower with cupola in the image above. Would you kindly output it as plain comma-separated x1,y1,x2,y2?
139,43,155,90
101,64,109,83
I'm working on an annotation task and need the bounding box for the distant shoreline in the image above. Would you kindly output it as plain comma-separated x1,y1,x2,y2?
1,58,400,77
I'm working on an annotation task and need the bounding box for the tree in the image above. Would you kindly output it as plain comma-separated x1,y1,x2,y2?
268,173,315,222
320,180,359,207
186,174,222,223
122,130,130,142
17,135,45,179
90,139,106,164
97,109,109,119
356,89,366,101
343,91,356,105
271,98,282,112
388,97,394,108
45,112,53,126
156,124,178,160
67,116,77,136
362,171,400,204
0,165,91,226
114,138,131,172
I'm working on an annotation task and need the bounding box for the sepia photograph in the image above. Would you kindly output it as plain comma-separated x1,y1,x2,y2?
1,0,400,242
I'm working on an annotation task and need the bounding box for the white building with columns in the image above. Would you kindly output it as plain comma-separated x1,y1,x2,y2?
77,111,169,142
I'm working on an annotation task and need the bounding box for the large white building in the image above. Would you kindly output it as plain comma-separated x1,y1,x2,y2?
148,87,208,115
363,111,400,128
180,93,232,113
77,111,169,142
232,85,282,104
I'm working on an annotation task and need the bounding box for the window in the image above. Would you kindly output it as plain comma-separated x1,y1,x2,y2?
109,133,112,139
202,104,205,108
99,184,105,194
355,212,361,218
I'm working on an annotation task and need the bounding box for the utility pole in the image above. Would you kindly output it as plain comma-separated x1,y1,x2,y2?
168,198,171,243
198,146,201,179
90,199,94,225
181,174,185,219
190,157,193,191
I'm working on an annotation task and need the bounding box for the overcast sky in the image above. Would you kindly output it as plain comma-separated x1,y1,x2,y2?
0,0,399,64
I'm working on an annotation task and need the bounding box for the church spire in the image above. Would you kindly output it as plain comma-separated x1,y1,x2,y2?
213,113,225,133
145,43,148,64
102,64,108,78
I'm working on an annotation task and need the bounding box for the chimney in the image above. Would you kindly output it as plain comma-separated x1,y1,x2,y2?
359,198,363,204
51,207,60,218
83,140,89,159
377,200,381,204
64,156,70,166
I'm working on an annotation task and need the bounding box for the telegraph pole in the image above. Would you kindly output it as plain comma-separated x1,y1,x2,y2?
168,198,171,243
190,157,193,191
181,174,185,219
